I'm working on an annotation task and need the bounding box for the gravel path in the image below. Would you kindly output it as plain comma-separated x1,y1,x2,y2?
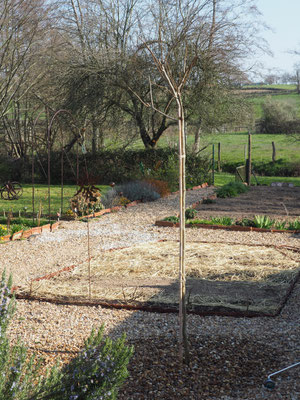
2,187,300,399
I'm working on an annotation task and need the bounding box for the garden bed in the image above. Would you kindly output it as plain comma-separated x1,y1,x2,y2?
15,240,300,317
155,219,300,234
193,185,300,218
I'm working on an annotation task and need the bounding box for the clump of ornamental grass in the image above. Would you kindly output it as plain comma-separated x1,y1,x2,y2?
0,270,133,400
102,181,160,208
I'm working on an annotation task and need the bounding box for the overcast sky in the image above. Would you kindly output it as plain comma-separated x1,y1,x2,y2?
253,0,300,75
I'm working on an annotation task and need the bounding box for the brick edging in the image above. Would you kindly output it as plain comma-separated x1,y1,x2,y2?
0,221,61,243
1,182,210,242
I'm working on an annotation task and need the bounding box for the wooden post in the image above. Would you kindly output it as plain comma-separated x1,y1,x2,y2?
177,98,189,364
47,118,51,223
212,144,215,186
61,129,64,216
31,129,35,224
246,133,252,186
272,141,276,162
217,142,221,172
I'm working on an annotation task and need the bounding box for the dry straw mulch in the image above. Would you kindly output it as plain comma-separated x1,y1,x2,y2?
19,240,300,315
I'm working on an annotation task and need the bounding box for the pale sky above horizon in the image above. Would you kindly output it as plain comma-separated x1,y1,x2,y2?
253,0,300,76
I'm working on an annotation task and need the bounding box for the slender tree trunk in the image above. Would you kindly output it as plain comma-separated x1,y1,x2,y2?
177,95,189,364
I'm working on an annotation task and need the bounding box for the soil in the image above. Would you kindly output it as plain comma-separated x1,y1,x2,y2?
195,186,300,219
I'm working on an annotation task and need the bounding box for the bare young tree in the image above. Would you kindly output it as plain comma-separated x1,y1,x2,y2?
136,0,268,363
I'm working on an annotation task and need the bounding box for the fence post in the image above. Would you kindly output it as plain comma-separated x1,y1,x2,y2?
212,144,215,186
272,141,276,162
217,142,221,172
246,133,252,186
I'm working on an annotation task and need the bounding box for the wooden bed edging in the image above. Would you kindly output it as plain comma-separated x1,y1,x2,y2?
155,220,300,234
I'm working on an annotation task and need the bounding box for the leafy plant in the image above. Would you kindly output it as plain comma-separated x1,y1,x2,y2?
70,185,104,216
188,219,212,225
10,225,23,234
274,221,287,230
210,217,234,226
0,271,133,400
185,208,197,220
287,219,300,230
163,216,179,223
253,215,275,229
236,218,256,227
0,224,8,237
216,181,249,198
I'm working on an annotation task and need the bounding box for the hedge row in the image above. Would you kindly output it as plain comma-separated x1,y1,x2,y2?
0,149,212,188
221,159,300,177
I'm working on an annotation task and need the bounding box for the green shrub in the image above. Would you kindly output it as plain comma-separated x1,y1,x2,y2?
0,271,133,400
216,181,249,198
185,208,197,220
221,160,300,177
257,96,300,135
163,216,179,223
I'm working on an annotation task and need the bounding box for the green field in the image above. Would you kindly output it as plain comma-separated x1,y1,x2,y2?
156,132,299,165
244,84,297,90
0,184,109,216
249,93,300,119
198,132,299,164
213,173,300,187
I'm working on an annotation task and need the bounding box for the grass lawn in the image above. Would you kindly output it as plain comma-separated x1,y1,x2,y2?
0,184,110,216
187,132,300,164
213,173,300,187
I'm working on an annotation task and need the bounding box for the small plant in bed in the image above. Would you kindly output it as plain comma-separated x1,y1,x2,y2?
185,208,197,219
287,219,300,230
163,216,179,223
253,215,275,229
216,181,249,198
210,217,234,226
